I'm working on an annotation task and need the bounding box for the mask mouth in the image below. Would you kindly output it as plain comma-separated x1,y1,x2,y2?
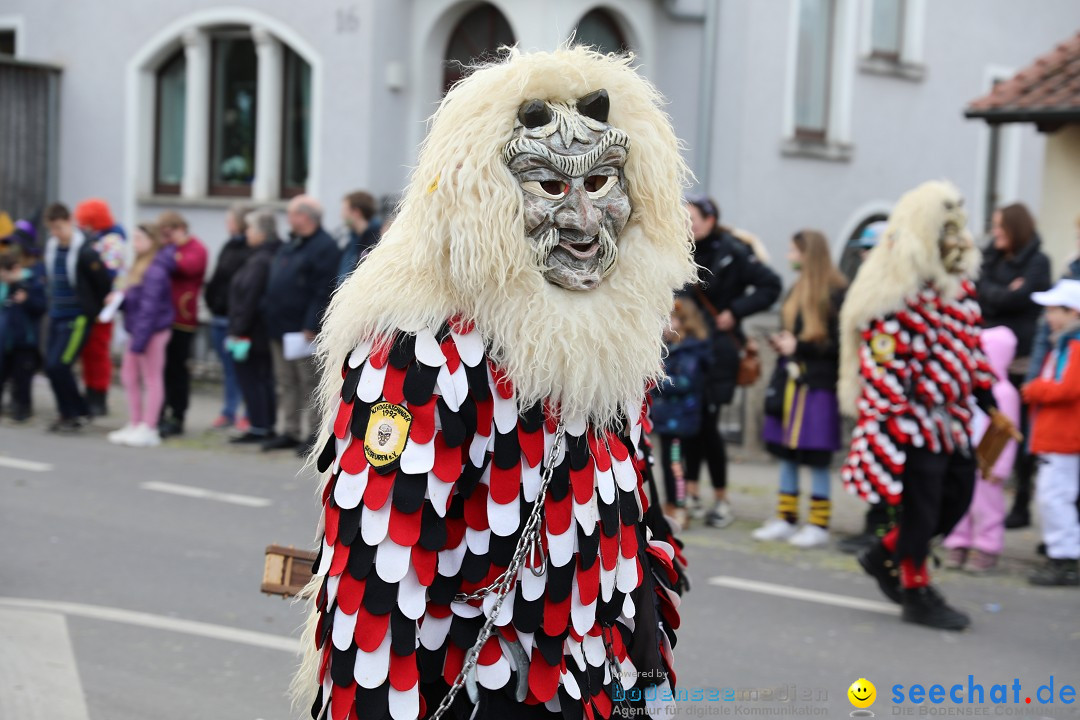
559,236,601,260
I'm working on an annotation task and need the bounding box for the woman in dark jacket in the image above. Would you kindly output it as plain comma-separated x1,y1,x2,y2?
977,203,1051,529
686,195,783,528
109,223,175,447
228,210,282,444
755,230,847,548
979,204,1052,363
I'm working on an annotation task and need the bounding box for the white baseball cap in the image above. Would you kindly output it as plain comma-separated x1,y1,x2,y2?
1032,279,1080,312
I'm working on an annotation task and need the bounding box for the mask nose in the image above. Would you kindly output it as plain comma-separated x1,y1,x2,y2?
555,185,601,238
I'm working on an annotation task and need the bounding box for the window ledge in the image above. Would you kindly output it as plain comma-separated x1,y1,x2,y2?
780,138,854,163
859,56,926,82
138,194,289,210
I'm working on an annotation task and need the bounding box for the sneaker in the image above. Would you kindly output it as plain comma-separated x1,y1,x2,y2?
235,416,251,432
49,417,85,433
789,524,830,549
965,550,998,574
857,541,902,604
124,424,161,448
1028,558,1080,587
108,424,139,445
752,517,797,541
687,495,706,520
705,500,734,528
901,586,970,631
943,547,968,571
211,415,235,429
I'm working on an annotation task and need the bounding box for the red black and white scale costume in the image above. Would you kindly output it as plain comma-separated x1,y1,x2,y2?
307,318,687,720
842,279,996,586
842,279,995,503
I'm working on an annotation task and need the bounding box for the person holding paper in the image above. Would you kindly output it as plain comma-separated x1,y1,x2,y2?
261,195,341,454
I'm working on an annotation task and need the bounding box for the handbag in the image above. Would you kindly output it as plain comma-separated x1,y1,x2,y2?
694,288,761,386
975,408,1023,480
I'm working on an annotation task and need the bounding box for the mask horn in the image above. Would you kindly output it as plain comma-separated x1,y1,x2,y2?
576,89,609,123
518,100,553,128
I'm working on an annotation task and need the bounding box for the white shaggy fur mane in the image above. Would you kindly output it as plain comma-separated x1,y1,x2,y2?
838,180,981,415
316,46,695,429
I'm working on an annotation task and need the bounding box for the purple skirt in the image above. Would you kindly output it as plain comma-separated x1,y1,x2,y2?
763,384,841,452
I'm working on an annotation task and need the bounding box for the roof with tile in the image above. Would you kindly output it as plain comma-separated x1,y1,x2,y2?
966,30,1080,126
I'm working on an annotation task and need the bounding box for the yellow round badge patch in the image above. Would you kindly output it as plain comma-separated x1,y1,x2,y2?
870,333,896,364
364,402,413,468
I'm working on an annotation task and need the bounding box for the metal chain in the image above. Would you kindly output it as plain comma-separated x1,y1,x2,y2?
602,627,630,712
430,421,566,720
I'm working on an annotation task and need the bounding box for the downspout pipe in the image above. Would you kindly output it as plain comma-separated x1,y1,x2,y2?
659,0,717,190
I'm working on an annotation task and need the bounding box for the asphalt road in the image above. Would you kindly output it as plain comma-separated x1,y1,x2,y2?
2,416,1078,720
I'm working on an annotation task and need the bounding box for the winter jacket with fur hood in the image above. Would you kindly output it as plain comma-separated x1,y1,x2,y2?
122,248,175,353
978,326,1021,480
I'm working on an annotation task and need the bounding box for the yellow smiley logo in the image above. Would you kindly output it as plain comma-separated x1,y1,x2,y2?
848,678,876,709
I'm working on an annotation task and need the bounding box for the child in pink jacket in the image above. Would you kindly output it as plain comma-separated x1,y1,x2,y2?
943,325,1021,572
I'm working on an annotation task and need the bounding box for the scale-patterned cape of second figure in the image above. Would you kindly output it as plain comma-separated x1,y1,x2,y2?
295,45,696,720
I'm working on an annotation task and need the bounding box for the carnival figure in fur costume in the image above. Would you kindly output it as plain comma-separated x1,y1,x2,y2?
295,47,695,720
839,180,1012,631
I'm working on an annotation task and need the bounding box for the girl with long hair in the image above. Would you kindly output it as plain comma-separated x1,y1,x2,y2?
107,223,175,447
652,298,714,527
754,230,847,548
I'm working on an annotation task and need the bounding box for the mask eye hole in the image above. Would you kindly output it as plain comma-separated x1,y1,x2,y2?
584,175,616,198
522,179,569,200
541,180,567,196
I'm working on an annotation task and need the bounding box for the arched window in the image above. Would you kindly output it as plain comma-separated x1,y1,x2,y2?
573,8,628,54
443,3,514,94
154,50,186,195
150,24,312,199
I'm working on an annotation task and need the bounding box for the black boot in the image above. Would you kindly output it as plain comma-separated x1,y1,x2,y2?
1028,558,1080,587
1005,459,1034,529
901,586,970,630
857,541,902,604
1004,503,1030,529
159,416,185,438
86,389,108,418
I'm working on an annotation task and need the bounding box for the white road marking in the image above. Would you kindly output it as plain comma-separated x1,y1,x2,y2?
0,608,91,720
0,597,300,653
0,456,53,472
707,575,900,616
140,480,272,508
